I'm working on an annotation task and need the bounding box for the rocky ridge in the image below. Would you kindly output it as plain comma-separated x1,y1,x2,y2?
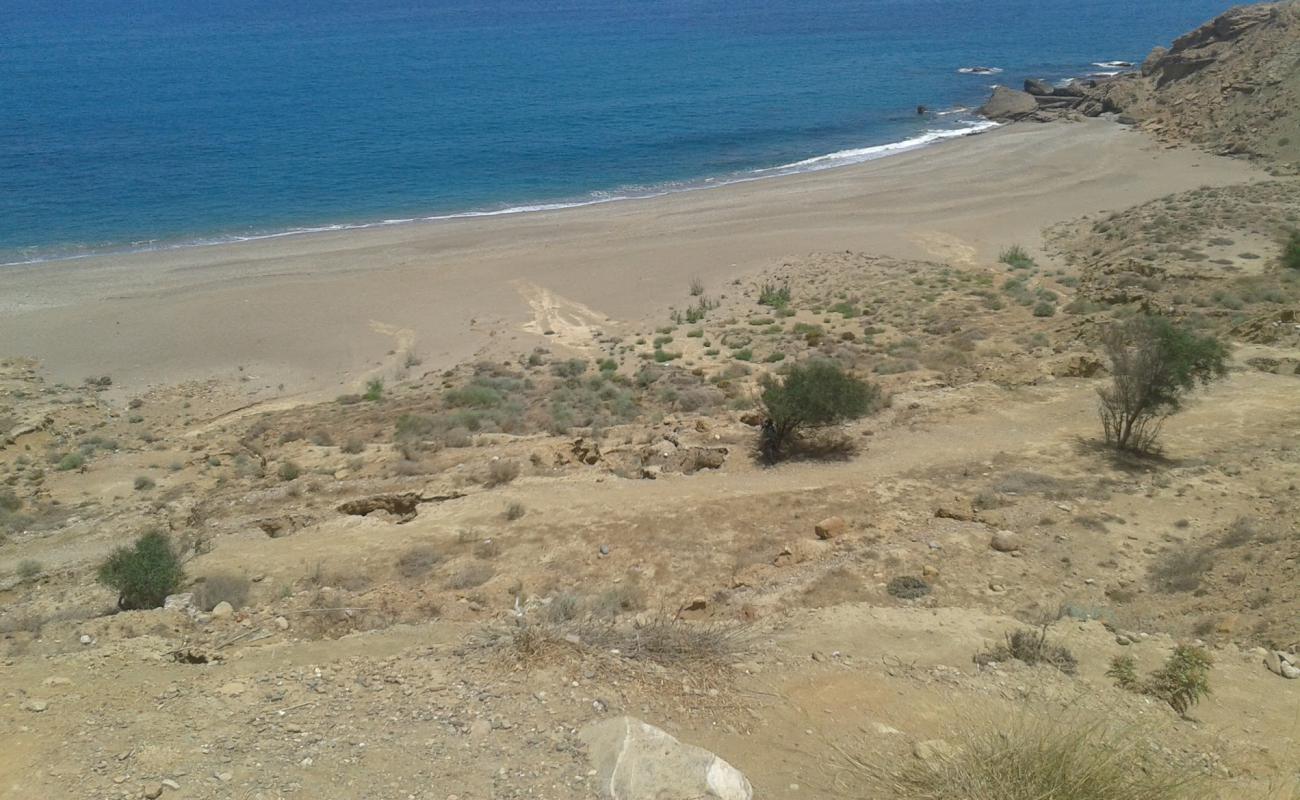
981,2,1300,170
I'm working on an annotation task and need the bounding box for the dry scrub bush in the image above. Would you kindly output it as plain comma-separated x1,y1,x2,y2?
395,545,440,579
841,717,1205,800
975,626,1077,675
485,459,521,487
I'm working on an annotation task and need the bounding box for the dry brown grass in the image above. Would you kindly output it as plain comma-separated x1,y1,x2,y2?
838,716,1207,800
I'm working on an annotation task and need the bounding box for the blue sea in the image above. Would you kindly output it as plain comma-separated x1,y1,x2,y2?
2,0,1229,264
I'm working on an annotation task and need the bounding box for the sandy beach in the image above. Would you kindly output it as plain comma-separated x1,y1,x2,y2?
0,119,1263,392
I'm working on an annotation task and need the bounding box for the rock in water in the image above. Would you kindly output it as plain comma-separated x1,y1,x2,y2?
977,86,1038,121
581,716,752,800
1023,78,1054,96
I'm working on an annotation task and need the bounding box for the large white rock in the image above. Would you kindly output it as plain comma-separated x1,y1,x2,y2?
580,716,752,800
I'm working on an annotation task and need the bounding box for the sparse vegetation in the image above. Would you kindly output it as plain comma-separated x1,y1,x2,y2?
16,559,42,581
363,379,384,402
1145,645,1213,717
133,475,155,491
999,244,1036,270
849,717,1204,800
1106,654,1140,690
504,501,526,521
886,575,931,599
758,360,879,462
758,281,791,309
1098,315,1228,452
96,530,185,610
277,461,301,481
395,545,441,579
486,459,521,487
1283,230,1300,270
975,626,1077,675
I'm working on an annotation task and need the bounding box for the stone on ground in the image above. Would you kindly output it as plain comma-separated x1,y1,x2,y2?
580,716,752,800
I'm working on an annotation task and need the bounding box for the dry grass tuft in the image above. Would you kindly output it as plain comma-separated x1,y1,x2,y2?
839,717,1207,800
975,626,1078,675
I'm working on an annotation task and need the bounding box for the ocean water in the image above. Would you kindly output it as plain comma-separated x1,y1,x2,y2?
2,0,1229,264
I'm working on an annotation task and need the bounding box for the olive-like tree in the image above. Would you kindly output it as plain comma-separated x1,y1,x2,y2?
759,360,878,462
97,530,185,610
1098,315,1228,452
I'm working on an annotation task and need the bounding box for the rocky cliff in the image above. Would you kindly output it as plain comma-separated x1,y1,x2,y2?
982,2,1300,169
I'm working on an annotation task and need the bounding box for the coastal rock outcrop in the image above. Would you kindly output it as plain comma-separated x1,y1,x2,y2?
981,2,1300,167
977,86,1039,121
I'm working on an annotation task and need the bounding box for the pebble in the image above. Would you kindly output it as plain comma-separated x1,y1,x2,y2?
161,779,181,790
79,634,92,645
143,782,164,799
598,545,610,556
21,699,48,712
211,602,234,619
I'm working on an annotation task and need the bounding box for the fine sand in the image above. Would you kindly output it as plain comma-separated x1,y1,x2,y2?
0,119,1264,392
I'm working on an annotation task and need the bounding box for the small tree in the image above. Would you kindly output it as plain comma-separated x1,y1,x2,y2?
1146,645,1212,717
759,360,878,462
96,530,185,610
1098,315,1228,452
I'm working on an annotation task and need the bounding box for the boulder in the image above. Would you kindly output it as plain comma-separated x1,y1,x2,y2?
1052,82,1088,98
978,86,1038,121
211,601,234,619
1265,650,1300,679
990,531,1022,553
1023,78,1054,96
580,716,752,800
814,515,847,540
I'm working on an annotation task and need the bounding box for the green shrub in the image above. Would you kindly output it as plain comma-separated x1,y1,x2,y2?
16,559,42,580
1098,316,1228,452
759,360,879,462
1145,645,1212,717
363,379,384,402
277,461,301,481
999,244,1036,270
1283,231,1300,270
1106,654,1140,690
0,490,20,513
445,385,499,408
551,358,587,379
133,475,155,491
1032,301,1056,317
55,452,84,471
758,281,791,309
96,531,185,610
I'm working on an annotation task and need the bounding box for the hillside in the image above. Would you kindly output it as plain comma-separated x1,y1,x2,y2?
984,2,1300,170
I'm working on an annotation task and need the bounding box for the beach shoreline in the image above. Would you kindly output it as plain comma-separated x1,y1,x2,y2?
0,120,1264,393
